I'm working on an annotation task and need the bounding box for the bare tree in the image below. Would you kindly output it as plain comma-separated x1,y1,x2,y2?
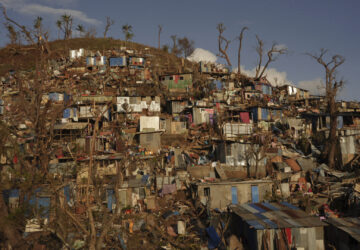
245,132,271,178
33,16,51,53
170,35,180,56
216,23,232,67
103,16,114,38
237,26,248,77
85,26,97,38
158,25,163,49
307,49,345,169
178,36,195,58
57,14,73,40
0,54,67,248
255,35,287,79
1,4,35,45
161,44,169,53
33,16,43,42
254,35,264,78
4,23,20,45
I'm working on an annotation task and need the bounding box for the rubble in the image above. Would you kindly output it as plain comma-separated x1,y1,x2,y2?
1,42,360,250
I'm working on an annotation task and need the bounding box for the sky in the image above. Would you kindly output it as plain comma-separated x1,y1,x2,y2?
0,0,359,100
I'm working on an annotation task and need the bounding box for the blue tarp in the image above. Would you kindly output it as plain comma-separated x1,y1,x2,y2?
2,189,19,204
206,226,221,249
27,188,50,218
63,108,71,118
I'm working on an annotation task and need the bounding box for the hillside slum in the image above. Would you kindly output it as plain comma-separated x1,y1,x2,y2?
1,46,360,250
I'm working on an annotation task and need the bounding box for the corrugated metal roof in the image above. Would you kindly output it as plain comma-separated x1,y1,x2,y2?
326,217,360,242
231,202,325,230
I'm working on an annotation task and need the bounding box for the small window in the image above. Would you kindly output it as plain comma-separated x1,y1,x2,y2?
180,76,184,80
170,77,173,80
204,187,210,197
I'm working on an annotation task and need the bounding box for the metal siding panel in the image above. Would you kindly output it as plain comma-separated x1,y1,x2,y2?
251,186,259,203
241,203,260,214
247,220,265,230
262,202,280,211
263,219,278,229
280,201,300,210
248,203,267,213
284,218,302,227
231,187,238,204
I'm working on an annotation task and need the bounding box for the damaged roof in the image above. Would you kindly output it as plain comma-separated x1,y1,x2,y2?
326,217,360,242
231,202,326,229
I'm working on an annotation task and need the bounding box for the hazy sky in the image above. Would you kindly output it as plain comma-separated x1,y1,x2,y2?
0,0,359,100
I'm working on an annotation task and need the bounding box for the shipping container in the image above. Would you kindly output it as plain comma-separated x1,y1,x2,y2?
86,56,107,66
109,56,127,67
161,74,192,91
129,57,145,67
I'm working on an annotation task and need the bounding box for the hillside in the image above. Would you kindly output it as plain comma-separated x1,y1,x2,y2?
0,38,196,76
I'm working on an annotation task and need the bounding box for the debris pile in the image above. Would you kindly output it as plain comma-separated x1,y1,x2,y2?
1,42,360,249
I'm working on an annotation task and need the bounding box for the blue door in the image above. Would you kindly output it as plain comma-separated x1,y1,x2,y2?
251,186,259,203
107,189,115,212
231,187,238,204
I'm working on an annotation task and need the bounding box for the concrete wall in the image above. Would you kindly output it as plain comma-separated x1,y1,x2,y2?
197,182,273,210
139,133,161,151
170,121,187,134
187,165,213,179
140,116,160,132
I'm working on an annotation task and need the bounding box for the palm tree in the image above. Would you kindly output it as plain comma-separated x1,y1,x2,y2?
122,24,134,42
33,16,42,30
76,24,85,37
33,16,43,42
56,20,62,39
57,14,73,39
